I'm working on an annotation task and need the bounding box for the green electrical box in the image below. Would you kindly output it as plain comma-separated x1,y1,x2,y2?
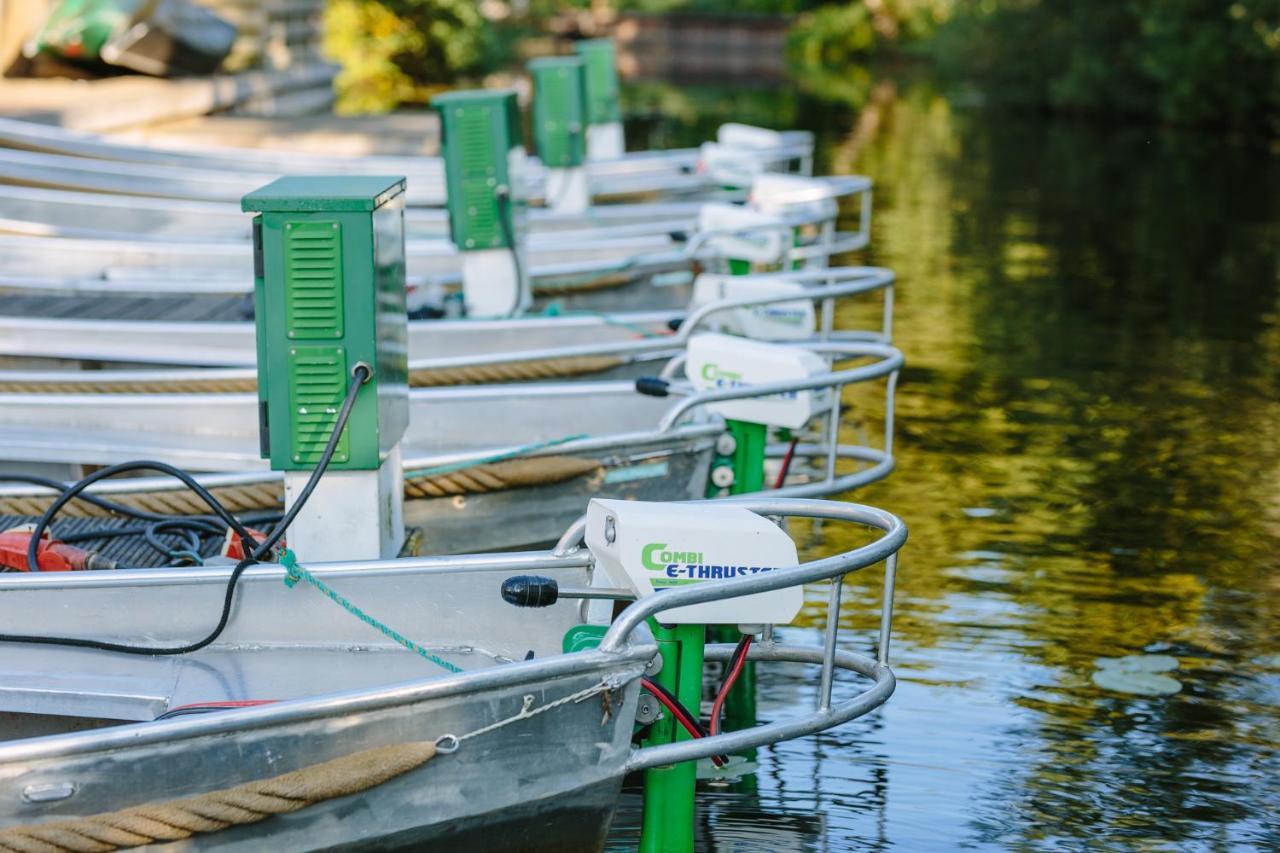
574,39,621,126
529,56,587,169
242,175,409,472
432,89,524,251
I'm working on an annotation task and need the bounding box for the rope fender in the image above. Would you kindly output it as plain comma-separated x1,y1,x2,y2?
0,456,603,518
0,355,624,395
0,677,624,853
0,741,438,853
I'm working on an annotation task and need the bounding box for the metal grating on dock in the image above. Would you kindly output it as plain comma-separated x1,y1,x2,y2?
0,293,247,322
0,514,221,569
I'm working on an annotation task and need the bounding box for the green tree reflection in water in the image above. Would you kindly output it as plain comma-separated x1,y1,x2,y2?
615,76,1279,848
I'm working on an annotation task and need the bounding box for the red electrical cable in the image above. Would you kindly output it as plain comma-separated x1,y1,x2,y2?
157,699,278,720
710,635,753,736
641,677,726,767
773,437,801,489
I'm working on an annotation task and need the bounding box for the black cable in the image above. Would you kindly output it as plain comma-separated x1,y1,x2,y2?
0,365,369,656
0,473,211,523
55,513,282,550
23,462,263,572
642,677,713,739
0,475,281,565
494,187,524,314
58,526,155,544
142,521,202,560
252,364,368,559
641,676,729,766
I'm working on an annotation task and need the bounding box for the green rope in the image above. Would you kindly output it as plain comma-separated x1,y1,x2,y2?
280,549,464,674
404,433,589,480
539,302,665,339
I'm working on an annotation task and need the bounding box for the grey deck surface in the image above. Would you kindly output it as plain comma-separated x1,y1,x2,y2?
0,293,247,321
0,514,215,569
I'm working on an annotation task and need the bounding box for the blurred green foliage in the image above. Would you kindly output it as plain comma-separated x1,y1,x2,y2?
788,0,950,65
934,0,1280,135
324,0,499,113
323,0,1280,133
788,0,1280,134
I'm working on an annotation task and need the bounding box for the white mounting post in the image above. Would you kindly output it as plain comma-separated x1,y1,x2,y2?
282,445,404,562
545,166,591,213
461,246,528,318
586,122,626,161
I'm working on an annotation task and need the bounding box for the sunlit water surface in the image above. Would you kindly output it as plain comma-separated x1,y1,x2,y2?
606,74,1280,851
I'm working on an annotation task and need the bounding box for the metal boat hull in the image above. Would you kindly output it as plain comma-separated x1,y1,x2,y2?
0,312,683,367
0,116,813,206
0,553,649,850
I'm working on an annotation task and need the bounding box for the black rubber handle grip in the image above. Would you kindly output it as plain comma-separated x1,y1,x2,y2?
634,377,671,397
501,575,559,608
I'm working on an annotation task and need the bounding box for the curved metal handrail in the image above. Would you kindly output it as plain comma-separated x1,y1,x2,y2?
0,341,897,505
626,644,893,772
582,497,905,768
654,341,902,431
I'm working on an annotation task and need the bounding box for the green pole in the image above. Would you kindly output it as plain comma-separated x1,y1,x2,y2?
726,420,766,496
640,622,705,853
708,419,768,732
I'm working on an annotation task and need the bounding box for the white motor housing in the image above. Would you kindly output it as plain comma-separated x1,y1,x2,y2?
749,173,838,222
717,123,789,150
586,498,802,625
698,143,766,188
698,202,787,265
690,273,816,341
685,332,831,429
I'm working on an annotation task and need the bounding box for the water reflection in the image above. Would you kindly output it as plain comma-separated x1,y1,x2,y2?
611,73,1280,849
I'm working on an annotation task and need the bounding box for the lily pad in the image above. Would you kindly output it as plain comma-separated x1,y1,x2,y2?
1092,667,1182,696
697,755,758,782
1094,654,1180,674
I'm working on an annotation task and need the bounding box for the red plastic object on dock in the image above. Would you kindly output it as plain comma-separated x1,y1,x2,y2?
0,525,116,572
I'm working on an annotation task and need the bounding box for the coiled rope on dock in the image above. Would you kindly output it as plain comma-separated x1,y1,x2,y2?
0,355,625,395
0,456,602,518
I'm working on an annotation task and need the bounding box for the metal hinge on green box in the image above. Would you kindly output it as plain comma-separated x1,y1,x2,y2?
530,56,591,211
432,89,530,317
242,175,409,473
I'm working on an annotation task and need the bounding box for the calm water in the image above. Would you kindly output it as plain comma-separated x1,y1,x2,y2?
608,76,1280,850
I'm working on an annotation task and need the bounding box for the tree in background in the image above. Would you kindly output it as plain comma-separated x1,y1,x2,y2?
325,0,499,112
933,0,1280,135
323,0,1279,135
789,0,950,67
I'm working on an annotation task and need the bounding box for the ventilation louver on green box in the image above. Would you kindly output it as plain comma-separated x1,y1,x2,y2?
283,222,344,339
287,345,350,465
